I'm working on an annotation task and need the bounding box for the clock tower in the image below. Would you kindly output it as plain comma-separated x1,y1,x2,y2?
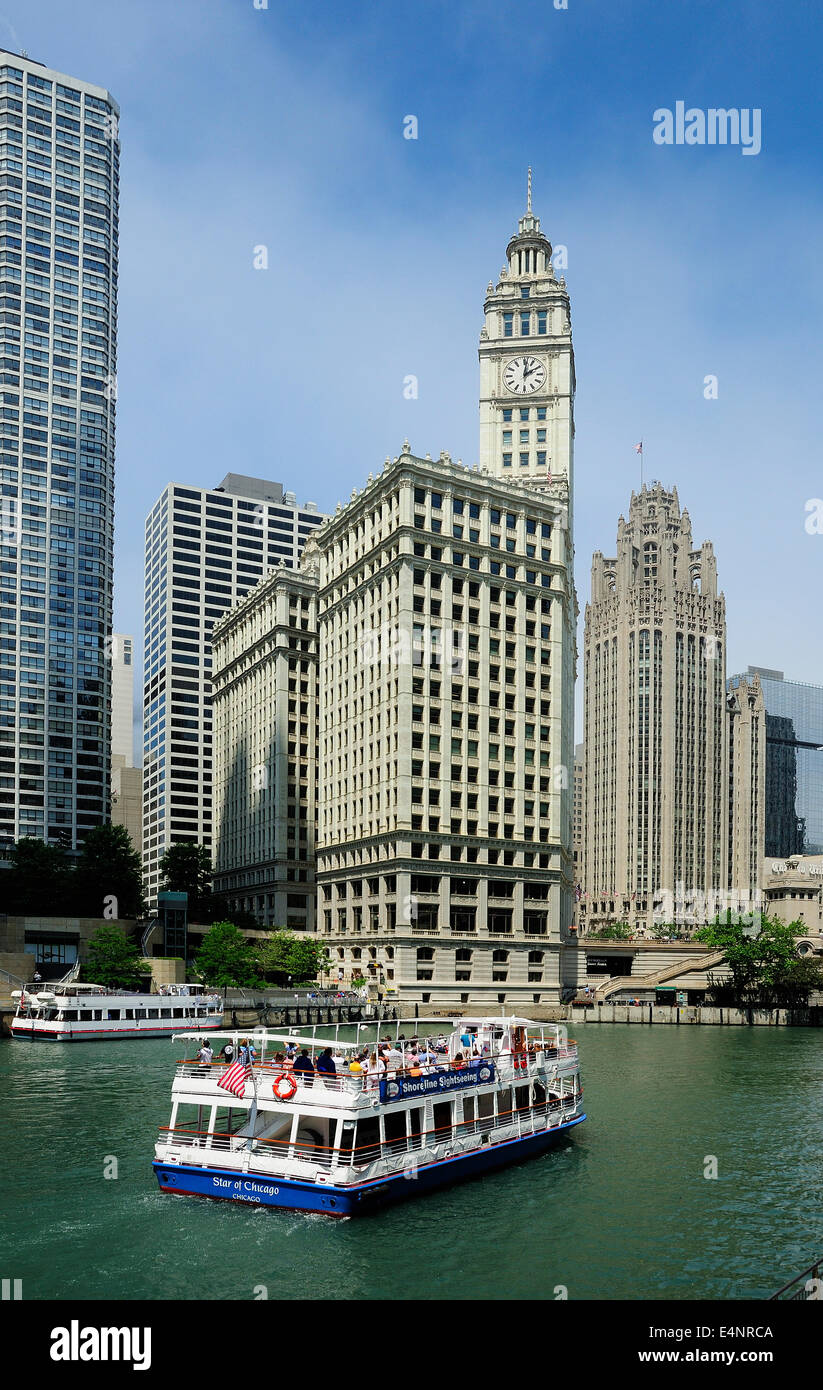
479,172,575,506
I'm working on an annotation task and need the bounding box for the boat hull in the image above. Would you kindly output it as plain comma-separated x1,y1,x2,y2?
10,1022,222,1041
153,1113,585,1216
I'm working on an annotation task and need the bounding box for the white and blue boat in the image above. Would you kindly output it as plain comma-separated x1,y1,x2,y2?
152,1016,585,1216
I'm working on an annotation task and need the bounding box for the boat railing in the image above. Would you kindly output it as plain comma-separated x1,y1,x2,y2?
769,1259,823,1301
158,1093,582,1172
173,1045,577,1093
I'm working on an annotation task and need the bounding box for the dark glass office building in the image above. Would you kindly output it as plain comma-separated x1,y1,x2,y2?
728,667,823,857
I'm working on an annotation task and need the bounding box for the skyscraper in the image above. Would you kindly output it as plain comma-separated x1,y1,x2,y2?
728,667,823,857
142,474,326,907
0,51,118,852
110,633,141,857
582,482,764,932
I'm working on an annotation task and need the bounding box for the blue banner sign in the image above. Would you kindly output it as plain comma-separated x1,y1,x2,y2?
379,1059,495,1103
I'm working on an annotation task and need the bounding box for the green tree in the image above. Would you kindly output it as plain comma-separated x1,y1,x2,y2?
255,931,332,985
72,823,146,919
4,838,71,914
696,914,823,1008
83,923,147,990
159,842,213,921
590,921,634,941
194,921,262,989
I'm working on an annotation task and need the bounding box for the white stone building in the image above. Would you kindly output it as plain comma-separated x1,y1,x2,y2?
314,444,576,1007
211,561,318,929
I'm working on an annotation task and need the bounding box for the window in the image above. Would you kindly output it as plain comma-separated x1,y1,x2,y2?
503,313,513,337
537,311,547,334
520,312,530,336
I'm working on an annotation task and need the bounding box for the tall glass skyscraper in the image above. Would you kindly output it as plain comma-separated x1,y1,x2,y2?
728,667,823,857
0,51,118,852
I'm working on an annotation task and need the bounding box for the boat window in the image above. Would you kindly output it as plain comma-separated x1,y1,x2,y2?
338,1121,356,1162
80,1011,93,1021
409,1106,423,1150
147,1009,159,1019
383,1109,408,1156
107,1009,121,1021
173,1008,184,1018
497,1088,513,1120
462,1096,476,1135
93,1010,102,1021
161,1010,171,1018
477,1092,495,1132
61,1011,78,1021
432,1099,452,1141
515,1084,530,1114
354,1116,381,1165
124,1009,134,1020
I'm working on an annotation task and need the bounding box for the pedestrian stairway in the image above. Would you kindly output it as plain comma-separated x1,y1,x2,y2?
594,950,726,1002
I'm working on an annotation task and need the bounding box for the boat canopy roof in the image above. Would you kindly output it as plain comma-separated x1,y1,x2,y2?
172,1031,365,1050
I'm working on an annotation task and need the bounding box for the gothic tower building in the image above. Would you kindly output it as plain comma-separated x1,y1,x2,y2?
582,482,763,932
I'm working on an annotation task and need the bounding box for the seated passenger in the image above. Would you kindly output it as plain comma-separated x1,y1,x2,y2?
452,1051,466,1070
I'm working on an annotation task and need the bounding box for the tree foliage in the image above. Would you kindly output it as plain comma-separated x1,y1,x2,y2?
4,838,71,914
194,921,262,989
588,921,634,941
696,914,823,1009
72,823,145,918
158,842,214,922
83,923,148,990
255,931,331,984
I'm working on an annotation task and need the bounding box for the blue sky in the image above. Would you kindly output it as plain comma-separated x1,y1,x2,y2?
9,0,823,740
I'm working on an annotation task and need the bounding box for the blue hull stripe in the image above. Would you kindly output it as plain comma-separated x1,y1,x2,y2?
153,1113,586,1216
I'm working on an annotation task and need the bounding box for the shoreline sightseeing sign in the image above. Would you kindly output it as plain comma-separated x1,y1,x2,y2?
379,1059,495,1103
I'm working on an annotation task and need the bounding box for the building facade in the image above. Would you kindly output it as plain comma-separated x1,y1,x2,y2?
728,666,823,858
141,474,325,907
314,442,575,1006
0,51,118,852
582,482,764,933
211,560,318,929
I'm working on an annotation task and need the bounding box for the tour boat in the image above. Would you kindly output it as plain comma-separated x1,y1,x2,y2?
152,1015,585,1215
10,981,223,1041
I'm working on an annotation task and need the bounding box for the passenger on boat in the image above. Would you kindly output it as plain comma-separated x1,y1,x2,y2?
285,1041,297,1061
452,1052,466,1070
273,1050,285,1065
385,1044,403,1074
198,1042,213,1066
316,1047,337,1088
435,1034,448,1053
219,1041,235,1063
349,1053,363,1075
293,1048,315,1085
239,1039,256,1066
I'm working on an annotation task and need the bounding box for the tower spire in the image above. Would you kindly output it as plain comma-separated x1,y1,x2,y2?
527,166,532,215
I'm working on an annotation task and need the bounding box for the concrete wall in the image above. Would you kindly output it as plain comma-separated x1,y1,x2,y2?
571,1002,821,1026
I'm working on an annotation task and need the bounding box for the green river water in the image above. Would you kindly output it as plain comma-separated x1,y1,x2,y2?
1,1023,821,1301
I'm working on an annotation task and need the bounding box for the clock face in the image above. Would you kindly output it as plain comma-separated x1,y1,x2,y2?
503,355,546,395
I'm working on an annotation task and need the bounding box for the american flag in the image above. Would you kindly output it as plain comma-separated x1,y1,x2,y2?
217,1060,250,1098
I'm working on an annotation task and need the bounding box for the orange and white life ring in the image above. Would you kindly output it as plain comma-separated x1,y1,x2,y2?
273,1071,298,1100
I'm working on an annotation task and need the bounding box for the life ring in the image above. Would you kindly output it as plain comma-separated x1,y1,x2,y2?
273,1071,298,1100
